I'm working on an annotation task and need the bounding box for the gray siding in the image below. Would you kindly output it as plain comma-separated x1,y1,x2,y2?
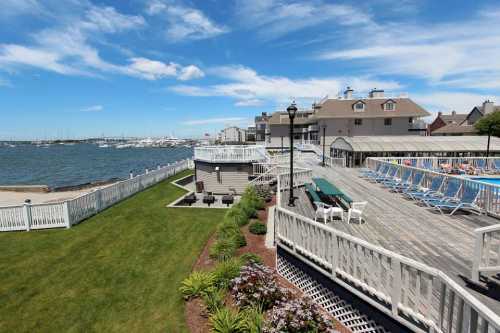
195,161,251,194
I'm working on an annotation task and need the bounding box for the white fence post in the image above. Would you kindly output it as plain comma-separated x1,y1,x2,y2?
129,171,134,179
95,189,102,212
23,200,32,231
391,258,402,316
63,201,71,229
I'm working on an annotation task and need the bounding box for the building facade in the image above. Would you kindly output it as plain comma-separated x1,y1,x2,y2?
254,112,270,142
262,88,430,149
218,126,247,144
431,100,499,136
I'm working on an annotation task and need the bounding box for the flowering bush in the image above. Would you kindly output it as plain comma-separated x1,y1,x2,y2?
264,298,335,333
230,263,290,310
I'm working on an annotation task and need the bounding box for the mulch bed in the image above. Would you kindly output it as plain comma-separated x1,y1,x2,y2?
185,197,352,333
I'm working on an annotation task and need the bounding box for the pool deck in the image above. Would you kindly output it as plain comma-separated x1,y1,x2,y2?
283,157,500,314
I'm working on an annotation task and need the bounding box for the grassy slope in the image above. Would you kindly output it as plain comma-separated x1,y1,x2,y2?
0,170,225,333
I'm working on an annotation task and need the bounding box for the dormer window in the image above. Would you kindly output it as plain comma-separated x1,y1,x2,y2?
353,101,365,112
382,99,396,111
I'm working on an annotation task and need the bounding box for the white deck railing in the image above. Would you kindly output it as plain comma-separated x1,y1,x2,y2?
273,157,500,331
369,156,500,171
274,207,500,333
324,156,346,168
0,159,192,232
472,224,500,281
194,145,267,163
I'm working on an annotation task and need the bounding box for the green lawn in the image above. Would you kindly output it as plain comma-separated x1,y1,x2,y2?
0,170,225,333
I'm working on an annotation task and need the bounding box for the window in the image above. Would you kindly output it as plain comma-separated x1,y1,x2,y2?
409,117,414,124
354,118,362,126
354,102,365,112
384,118,392,126
384,102,395,111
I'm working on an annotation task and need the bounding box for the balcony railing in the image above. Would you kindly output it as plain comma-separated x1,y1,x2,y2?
194,145,268,163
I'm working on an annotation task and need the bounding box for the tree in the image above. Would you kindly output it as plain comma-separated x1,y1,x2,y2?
475,111,500,136
475,111,500,157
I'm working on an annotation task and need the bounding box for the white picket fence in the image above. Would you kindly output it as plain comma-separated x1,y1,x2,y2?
275,207,500,333
0,159,193,232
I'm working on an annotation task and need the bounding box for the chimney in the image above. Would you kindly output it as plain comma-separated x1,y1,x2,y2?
483,100,495,114
344,86,353,99
369,88,385,98
451,110,456,116
438,111,442,116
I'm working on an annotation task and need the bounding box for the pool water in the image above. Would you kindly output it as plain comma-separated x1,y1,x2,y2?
470,177,500,186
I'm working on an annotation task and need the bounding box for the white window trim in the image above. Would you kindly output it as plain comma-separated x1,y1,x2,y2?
354,102,365,112
383,102,396,111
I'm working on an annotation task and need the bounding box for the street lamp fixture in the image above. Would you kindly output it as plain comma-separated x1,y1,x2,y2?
321,123,326,167
287,101,298,207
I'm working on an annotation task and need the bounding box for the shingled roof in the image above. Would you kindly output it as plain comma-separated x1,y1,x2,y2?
432,123,477,135
315,97,430,119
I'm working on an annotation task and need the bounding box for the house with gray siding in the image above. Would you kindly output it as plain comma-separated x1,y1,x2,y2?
264,87,429,149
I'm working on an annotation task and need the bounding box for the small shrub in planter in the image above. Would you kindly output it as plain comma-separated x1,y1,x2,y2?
202,287,226,314
225,207,249,227
239,199,257,220
238,253,263,265
213,258,242,289
264,297,335,333
255,185,273,203
179,271,215,299
232,232,247,248
249,222,267,235
210,238,238,261
209,307,248,333
230,263,291,310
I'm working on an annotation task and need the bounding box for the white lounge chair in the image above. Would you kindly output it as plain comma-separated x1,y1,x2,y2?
314,202,332,223
346,202,368,224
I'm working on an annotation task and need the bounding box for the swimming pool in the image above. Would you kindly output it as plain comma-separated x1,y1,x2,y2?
469,177,500,186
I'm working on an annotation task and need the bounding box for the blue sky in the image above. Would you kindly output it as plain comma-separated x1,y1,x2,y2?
1,0,499,139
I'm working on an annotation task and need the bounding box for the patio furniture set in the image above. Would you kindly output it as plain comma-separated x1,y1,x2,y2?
306,177,367,224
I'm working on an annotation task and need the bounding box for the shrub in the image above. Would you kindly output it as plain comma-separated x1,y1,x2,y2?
238,253,263,265
217,220,240,239
244,186,265,210
179,271,216,299
249,222,267,235
231,263,291,310
210,308,248,333
255,185,273,203
238,199,257,220
225,207,249,227
213,259,242,289
202,287,226,314
242,305,265,333
210,238,238,262
264,298,334,333
232,232,247,248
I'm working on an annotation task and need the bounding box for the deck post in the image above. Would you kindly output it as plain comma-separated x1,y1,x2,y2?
95,189,102,212
23,200,32,231
471,231,484,282
63,201,71,229
391,258,402,316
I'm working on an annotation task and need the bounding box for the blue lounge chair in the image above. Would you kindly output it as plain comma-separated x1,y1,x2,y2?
374,166,398,183
386,169,414,192
422,160,433,170
493,159,500,172
433,184,482,215
400,171,425,193
475,159,487,172
360,164,381,178
421,179,462,207
365,164,389,181
404,175,444,200
382,169,411,187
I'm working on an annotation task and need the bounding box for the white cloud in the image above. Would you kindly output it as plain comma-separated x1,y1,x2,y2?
146,0,228,41
171,65,402,106
80,105,103,112
413,92,498,115
0,4,201,82
235,99,264,107
182,117,247,126
235,0,372,40
178,65,204,81
318,7,500,91
127,57,178,80
0,0,42,18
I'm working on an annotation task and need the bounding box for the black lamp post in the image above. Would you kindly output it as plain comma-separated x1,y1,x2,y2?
287,102,298,207
321,124,326,166
486,123,498,158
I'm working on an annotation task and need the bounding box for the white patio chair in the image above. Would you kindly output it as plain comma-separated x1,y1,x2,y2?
329,207,344,221
314,202,332,223
346,201,368,224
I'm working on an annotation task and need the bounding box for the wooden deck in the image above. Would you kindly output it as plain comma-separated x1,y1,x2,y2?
281,158,500,313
